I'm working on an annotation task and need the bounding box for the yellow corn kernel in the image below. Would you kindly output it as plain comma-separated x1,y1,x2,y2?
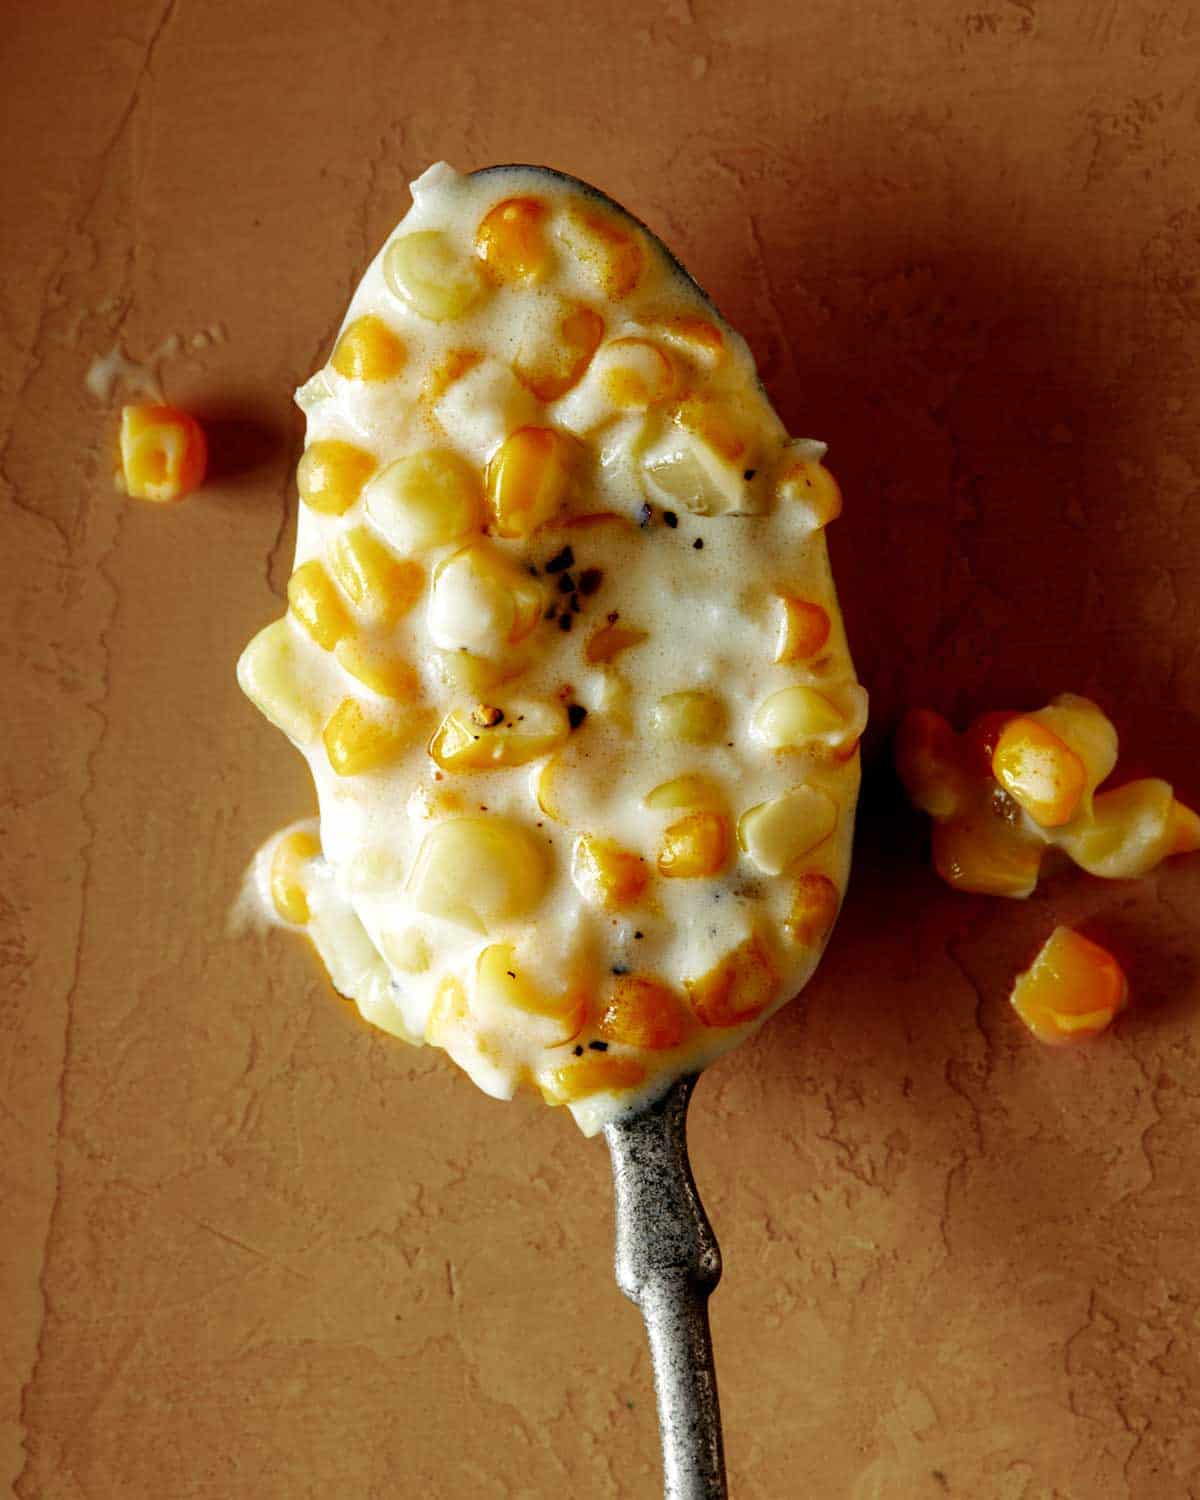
117,403,206,503
475,196,552,284
485,426,582,538
475,943,584,1046
328,526,424,624
322,697,418,777
895,708,969,820
269,829,321,925
1032,693,1118,818
992,717,1086,828
675,396,747,464
597,338,677,409
658,811,730,879
775,596,832,663
785,873,841,947
296,440,377,516
1170,799,1200,855
428,541,546,654
931,815,1043,899
573,835,649,910
557,205,643,298
406,816,549,932
540,1054,647,1104
236,619,320,744
1057,777,1180,879
381,927,430,973
515,304,605,402
585,619,648,664
330,314,406,382
430,698,569,772
775,454,843,527
646,312,725,368
287,560,352,650
1010,926,1128,1047
686,935,778,1028
384,230,488,321
432,648,522,695
737,786,838,876
752,685,845,750
364,449,484,553
334,639,421,700
425,975,469,1045
652,690,726,744
643,773,725,811
599,976,687,1050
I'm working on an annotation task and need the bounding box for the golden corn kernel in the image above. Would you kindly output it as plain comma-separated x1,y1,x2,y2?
334,639,421,700
1057,777,1182,879
599,976,687,1050
775,454,843,527
652,690,726,744
383,230,488,321
585,619,648,664
658,811,731,879
432,648,522,695
931,816,1043,899
475,943,585,1046
425,975,469,1044
287,560,352,651
1031,694,1119,818
515,304,605,402
573,835,649,910
775,596,832,663
1010,926,1128,1047
117,403,207,503
330,314,406,382
236,619,320,744
430,698,569,772
597,338,677,409
541,1054,647,1104
752,685,845,750
485,426,583,538
737,786,838,876
296,440,378,516
785,873,841,947
675,396,747,464
322,697,419,777
992,716,1086,828
406,816,549,932
328,526,424,624
895,708,969,820
364,449,484,553
475,196,552,284
643,773,725,811
269,829,321,925
558,205,643,298
429,541,546,654
686,935,778,1028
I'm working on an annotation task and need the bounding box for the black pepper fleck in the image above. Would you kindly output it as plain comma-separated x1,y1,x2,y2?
610,966,628,977
578,567,602,595
633,931,644,940
693,537,704,550
663,510,678,528
589,1040,610,1051
557,572,575,593
506,970,516,979
544,604,557,620
569,593,581,613
545,546,574,573
558,613,573,632
567,704,588,730
637,502,653,527
607,610,619,624
743,468,757,480
573,1045,584,1057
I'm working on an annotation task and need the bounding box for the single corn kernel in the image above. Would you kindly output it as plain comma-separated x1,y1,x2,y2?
737,786,838,876
1057,777,1181,879
599,976,687,1050
1169,799,1200,856
430,698,569,772
236,619,320,744
406,816,549,932
775,596,832,663
646,312,725,368
658,811,731,879
775,453,843,527
895,708,970,820
992,717,1087,828
287,560,352,651
652,690,726,744
931,816,1043,899
1010,926,1128,1047
643,773,725,811
485,426,582,538
269,830,321,925
475,196,552,284
585,620,648,664
686,935,778,1028
752,685,845,750
432,648,522,695
296,440,377,516
364,449,484,554
117,403,206,503
541,1054,647,1104
557,206,643,298
597,338,677,410
641,400,758,516
334,639,421,700
330,314,406,382
573,835,649,910
515,304,605,402
322,697,418,776
785,872,840,946
383,230,488,321
675,396,747,464
328,526,424,624
475,943,585,1047
428,541,546,655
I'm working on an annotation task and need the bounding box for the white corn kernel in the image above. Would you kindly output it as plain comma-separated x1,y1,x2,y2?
406,816,549,932
752,683,867,753
364,449,484,553
737,786,838,875
383,230,488,321
428,541,545,658
237,619,321,744
433,357,539,466
651,690,726,744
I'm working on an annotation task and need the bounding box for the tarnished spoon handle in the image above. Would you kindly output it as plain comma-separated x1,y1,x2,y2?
604,1075,727,1500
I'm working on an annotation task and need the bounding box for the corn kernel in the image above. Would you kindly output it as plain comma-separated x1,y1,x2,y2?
737,786,838,875
328,527,424,624
1058,777,1181,879
1010,926,1128,1047
658,811,730,879
432,648,522,695
600,976,687,1050
334,639,421,700
515,304,605,402
895,708,969,819
269,829,321,925
992,716,1086,828
430,698,569,772
651,690,726,745
407,816,549,931
429,541,546,654
322,697,419,776
573,835,649,910
931,816,1043,898
643,773,725,811
775,596,832,663
475,943,585,1045
646,313,725,369
330,314,406,382
775,454,842,527
597,338,678,409
117,403,206,503
752,685,845,750
785,872,840,946
236,619,320,744
675,396,747,464
364,449,484,553
1032,694,1119,817
485,426,583,538
425,975,469,1044
1169,799,1200,856
296,440,377,516
557,205,643,298
475,196,552,284
686,935,778,1028
287,560,351,650
540,1054,647,1104
585,620,648,664
383,230,488,321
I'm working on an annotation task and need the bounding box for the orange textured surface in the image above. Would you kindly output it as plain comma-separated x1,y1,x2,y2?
5,3,1200,1496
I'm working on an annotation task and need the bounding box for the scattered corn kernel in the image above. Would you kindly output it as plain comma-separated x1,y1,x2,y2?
365,448,484,553
775,596,832,663
297,440,377,516
269,830,321,925
737,786,838,876
600,976,686,1050
752,685,846,750
406,816,549,932
287,560,352,651
785,873,840,946
328,526,424,624
475,196,552,284
541,1054,647,1104
775,452,842,528
330,315,406,382
643,773,725,811
658,811,730,879
585,620,648,664
334,639,421,699
992,716,1086,828
384,230,488,321
573,835,649,910
652,690,726,744
117,403,206,503
485,426,582,538
931,815,1043,898
236,619,320,744
557,205,643,298
322,697,418,776
515,304,605,401
430,698,569,771
428,541,546,655
686,935,778,1028
1010,926,1128,1047
896,708,970,819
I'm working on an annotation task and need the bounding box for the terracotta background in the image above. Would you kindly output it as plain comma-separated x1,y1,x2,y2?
5,1,1200,1496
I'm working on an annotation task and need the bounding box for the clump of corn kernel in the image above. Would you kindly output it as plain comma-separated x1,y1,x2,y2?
1009,926,1128,1046
117,403,207,503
